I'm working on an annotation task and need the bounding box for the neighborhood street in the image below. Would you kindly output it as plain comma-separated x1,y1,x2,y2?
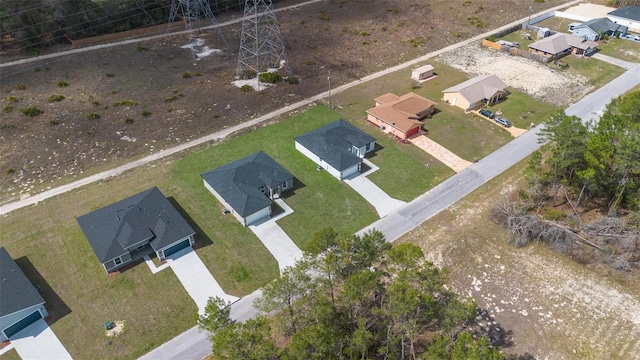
138,60,640,360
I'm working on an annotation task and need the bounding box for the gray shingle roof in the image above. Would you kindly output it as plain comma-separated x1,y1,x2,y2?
201,151,294,217
294,119,376,172
577,17,628,35
76,187,195,263
608,6,640,21
442,75,508,105
0,247,46,317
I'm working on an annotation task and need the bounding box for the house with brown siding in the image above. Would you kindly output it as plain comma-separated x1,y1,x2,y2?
366,92,436,140
442,75,509,112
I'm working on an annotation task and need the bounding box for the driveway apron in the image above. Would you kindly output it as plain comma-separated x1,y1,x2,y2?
167,248,239,314
248,199,303,271
343,159,406,218
10,319,72,360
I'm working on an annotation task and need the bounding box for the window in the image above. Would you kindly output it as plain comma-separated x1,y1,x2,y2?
282,181,288,190
114,257,122,265
259,185,266,193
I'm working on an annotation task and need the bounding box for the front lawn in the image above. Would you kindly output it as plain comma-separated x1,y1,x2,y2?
485,90,561,129
551,55,625,88
596,36,640,63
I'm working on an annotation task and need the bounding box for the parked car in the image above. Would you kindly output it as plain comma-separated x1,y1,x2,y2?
625,34,640,42
479,109,494,119
494,117,512,128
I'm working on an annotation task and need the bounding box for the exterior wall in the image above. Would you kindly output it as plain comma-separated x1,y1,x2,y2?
204,180,246,225
608,15,640,31
157,234,195,259
245,207,271,226
342,163,360,179
281,178,293,192
366,141,376,153
443,92,472,112
103,252,133,272
0,304,48,341
529,48,554,58
411,69,434,81
572,27,598,40
295,141,345,180
367,114,401,138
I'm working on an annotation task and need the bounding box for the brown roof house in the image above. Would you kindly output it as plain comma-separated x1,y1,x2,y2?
366,92,436,140
442,75,509,112
528,33,598,58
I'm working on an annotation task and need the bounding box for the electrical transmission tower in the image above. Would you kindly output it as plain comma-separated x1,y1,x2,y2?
236,0,290,78
166,0,228,65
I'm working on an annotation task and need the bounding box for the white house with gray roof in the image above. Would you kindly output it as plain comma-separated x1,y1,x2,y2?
77,187,196,273
608,6,640,31
294,119,376,180
201,151,295,226
0,247,48,341
442,75,509,112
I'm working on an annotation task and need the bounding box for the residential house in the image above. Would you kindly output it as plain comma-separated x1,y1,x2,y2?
442,75,509,112
202,151,294,227
410,64,435,82
77,187,196,273
528,33,598,58
366,92,436,140
295,119,376,180
571,17,627,40
608,6,640,31
0,247,48,341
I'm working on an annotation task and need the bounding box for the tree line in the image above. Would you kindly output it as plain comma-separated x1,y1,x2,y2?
198,228,505,359
0,0,283,52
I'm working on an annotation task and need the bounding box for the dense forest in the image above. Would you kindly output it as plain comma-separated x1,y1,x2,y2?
0,0,278,52
198,229,506,359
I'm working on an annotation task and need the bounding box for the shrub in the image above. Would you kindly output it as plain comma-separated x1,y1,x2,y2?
49,120,60,126
20,106,42,117
48,94,65,102
57,80,69,87
125,117,134,124
85,113,100,120
487,35,497,42
92,100,100,106
304,60,316,66
468,15,487,28
6,96,18,104
360,31,370,37
165,95,180,103
113,99,137,106
136,45,148,52
15,84,26,90
318,12,329,21
106,73,115,78
240,84,253,92
141,109,151,117
381,26,387,31
386,8,399,13
286,76,299,85
409,37,424,47
258,72,283,84
6,168,15,175
182,71,192,79
238,69,257,79
195,72,203,77
3,105,13,113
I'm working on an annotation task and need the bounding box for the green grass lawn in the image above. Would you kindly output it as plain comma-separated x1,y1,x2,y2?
497,29,536,49
486,90,561,129
551,55,626,88
596,36,640,63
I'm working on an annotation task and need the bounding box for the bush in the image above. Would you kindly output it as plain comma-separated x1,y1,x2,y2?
3,105,13,113
238,69,257,79
240,84,253,92
409,37,424,47
113,99,137,106
286,76,299,85
106,73,115,78
136,45,148,52
318,12,329,21
5,96,18,104
85,113,100,120
20,106,42,117
15,84,26,90
165,95,179,103
125,117,134,124
49,120,60,126
92,100,101,106
258,72,283,84
57,81,69,87
182,72,192,79
48,94,65,102
360,31,370,37
141,109,151,117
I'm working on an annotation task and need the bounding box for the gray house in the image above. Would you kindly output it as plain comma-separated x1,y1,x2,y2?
295,119,376,180
202,151,294,226
607,6,640,32
77,187,196,273
0,247,48,341
571,17,628,40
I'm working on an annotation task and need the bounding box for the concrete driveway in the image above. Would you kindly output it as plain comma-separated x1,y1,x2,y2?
343,159,406,218
166,248,239,314
10,319,72,360
248,199,303,271
409,135,472,173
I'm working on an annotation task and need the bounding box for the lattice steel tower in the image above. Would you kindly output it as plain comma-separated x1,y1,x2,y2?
167,0,228,65
236,0,290,78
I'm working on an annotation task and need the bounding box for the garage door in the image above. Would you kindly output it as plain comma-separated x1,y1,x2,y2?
3,310,42,339
163,239,191,257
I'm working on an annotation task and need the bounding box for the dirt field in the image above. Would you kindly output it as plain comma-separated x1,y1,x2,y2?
0,0,570,204
401,163,640,360
436,43,593,106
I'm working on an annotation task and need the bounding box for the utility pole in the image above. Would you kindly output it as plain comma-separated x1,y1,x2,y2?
527,0,534,26
327,70,331,109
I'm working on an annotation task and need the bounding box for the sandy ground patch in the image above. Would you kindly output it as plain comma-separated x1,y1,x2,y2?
437,44,593,106
561,3,616,19
105,320,125,337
